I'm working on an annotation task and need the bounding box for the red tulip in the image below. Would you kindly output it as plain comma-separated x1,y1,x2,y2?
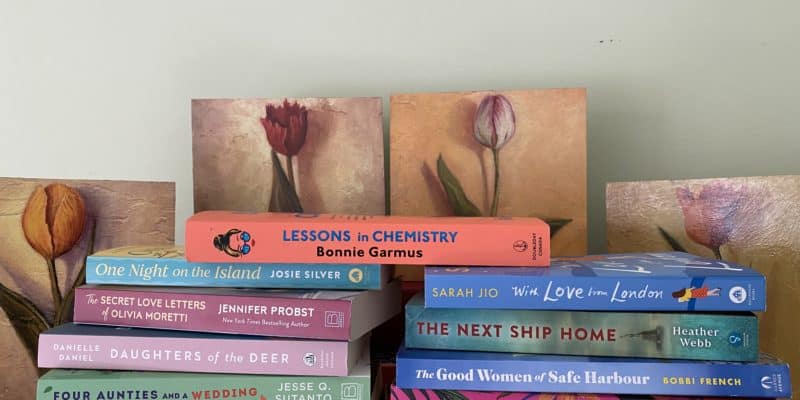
676,182,745,258
260,99,308,157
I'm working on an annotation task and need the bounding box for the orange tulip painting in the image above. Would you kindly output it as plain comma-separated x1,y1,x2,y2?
606,175,800,393
192,98,385,216
390,89,587,280
0,178,175,399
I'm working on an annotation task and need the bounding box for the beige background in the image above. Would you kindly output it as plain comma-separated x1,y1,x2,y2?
0,178,175,400
192,98,384,215
391,89,586,279
607,175,800,393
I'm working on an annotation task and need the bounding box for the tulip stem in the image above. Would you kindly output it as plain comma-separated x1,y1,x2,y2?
490,149,500,217
46,258,62,317
286,155,296,189
712,246,722,260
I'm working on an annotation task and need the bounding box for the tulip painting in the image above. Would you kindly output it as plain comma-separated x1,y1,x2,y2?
0,178,175,397
193,98,385,216
0,183,96,365
433,93,573,238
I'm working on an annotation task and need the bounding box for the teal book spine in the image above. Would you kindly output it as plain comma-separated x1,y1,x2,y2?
405,294,757,362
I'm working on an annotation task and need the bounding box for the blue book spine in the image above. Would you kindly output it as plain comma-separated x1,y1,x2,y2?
396,347,791,397
85,246,388,289
425,253,766,311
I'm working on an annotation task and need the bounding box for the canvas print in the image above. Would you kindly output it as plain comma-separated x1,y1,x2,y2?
0,178,175,400
606,175,800,391
390,89,587,280
192,97,385,215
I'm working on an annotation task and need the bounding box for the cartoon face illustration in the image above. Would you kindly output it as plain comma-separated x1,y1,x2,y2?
213,229,254,257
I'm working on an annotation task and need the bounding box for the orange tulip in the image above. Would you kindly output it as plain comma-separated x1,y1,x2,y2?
22,184,86,260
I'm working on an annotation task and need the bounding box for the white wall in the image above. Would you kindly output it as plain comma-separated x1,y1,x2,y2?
2,0,798,252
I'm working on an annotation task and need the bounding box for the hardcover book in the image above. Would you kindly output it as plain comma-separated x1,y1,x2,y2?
424,252,765,311
86,245,391,290
405,293,757,362
73,281,402,340
38,324,366,376
37,355,372,400
185,211,550,267
395,346,791,398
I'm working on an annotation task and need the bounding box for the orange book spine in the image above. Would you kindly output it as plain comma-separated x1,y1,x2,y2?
185,211,550,267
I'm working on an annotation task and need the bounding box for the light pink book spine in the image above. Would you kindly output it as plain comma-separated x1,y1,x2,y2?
37,332,351,376
73,286,352,340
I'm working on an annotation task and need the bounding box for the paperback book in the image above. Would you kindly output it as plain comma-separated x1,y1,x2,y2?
73,281,401,340
425,252,765,311
38,324,365,376
37,355,372,400
184,211,550,266
405,293,757,362
395,346,791,398
85,245,391,290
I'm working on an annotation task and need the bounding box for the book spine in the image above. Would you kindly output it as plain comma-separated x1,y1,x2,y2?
37,333,350,376
184,213,550,267
405,304,758,361
86,257,387,289
389,384,622,400
424,273,766,311
37,372,370,400
395,355,791,397
73,287,352,340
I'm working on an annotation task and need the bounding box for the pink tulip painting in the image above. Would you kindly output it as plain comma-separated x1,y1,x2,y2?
675,183,745,259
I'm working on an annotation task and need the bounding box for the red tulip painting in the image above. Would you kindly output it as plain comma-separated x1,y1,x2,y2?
606,175,800,393
192,98,385,216
390,89,587,280
0,178,175,399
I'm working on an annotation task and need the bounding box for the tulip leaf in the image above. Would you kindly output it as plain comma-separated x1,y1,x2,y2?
658,226,688,252
0,279,51,365
543,218,572,238
436,154,482,217
56,218,96,326
268,150,304,213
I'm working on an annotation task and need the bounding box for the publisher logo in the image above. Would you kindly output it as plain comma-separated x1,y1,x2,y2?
761,376,774,390
729,286,747,304
513,240,528,252
348,268,364,283
325,311,345,328
303,353,317,367
728,331,743,346
341,383,363,400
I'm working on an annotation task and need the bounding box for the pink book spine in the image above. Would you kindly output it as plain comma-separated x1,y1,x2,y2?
38,332,350,376
390,385,621,400
73,287,352,340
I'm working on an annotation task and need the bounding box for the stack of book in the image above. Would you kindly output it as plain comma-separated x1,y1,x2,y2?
394,252,793,398
34,214,402,399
